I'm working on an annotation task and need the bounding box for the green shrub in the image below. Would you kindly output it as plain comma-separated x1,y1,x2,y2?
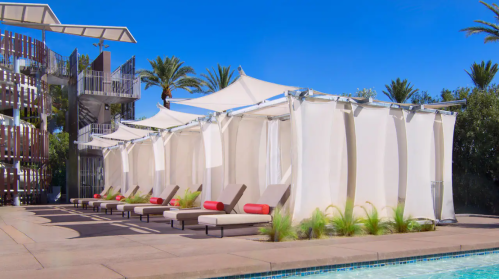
299,208,328,239
410,220,435,232
361,201,388,235
259,207,297,242
175,188,201,209
124,191,150,204
390,204,412,233
103,189,119,200
327,199,362,236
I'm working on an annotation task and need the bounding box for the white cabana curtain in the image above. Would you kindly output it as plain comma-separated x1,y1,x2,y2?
441,114,457,221
128,140,155,195
120,144,131,193
103,149,123,191
266,120,282,186
278,120,292,186
152,135,166,196
200,120,224,203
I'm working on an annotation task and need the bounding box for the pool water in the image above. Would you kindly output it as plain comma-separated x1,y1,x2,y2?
290,252,499,279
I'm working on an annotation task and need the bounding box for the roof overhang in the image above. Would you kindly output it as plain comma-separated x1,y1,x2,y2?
0,2,60,25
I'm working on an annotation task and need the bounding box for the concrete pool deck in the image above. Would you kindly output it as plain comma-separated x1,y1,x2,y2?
1,206,499,279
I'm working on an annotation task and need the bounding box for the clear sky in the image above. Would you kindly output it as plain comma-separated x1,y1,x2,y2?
3,0,498,118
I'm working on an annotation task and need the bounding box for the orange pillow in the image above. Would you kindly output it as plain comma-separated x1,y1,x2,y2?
149,197,164,205
243,204,270,214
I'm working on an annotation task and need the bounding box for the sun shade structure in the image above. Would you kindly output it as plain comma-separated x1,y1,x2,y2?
0,3,60,25
179,73,298,112
128,103,203,129
78,137,121,148
100,123,151,141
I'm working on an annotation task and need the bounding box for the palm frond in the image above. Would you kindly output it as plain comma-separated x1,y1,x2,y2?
465,60,499,90
382,78,419,103
198,64,239,93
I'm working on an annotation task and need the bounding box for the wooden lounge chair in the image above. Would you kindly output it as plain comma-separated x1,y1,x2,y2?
70,184,114,208
116,184,180,220
133,184,203,223
163,184,247,230
88,185,139,213
99,184,153,215
199,184,291,238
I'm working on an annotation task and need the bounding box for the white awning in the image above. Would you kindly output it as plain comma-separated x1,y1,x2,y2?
179,73,298,112
3,22,136,43
101,123,151,141
79,137,120,148
128,103,202,129
0,3,60,25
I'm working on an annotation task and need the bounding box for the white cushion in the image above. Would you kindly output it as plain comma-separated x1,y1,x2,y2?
199,214,271,226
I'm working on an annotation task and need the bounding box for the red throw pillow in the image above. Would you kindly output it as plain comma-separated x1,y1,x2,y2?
149,197,164,205
244,204,270,214
170,199,179,206
204,201,224,211
94,194,101,199
116,195,125,201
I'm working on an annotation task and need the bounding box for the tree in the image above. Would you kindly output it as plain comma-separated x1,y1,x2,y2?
198,64,238,93
49,85,69,132
138,56,202,109
410,91,437,104
341,88,377,99
49,132,69,189
465,60,499,90
382,78,418,103
461,1,499,44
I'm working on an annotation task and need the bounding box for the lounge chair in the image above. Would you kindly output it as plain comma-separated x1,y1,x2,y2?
70,184,114,208
198,184,291,237
116,184,180,220
87,185,139,213
133,184,203,223
163,184,247,230
99,185,153,215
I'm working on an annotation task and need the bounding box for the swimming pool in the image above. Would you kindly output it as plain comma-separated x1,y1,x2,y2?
289,250,499,279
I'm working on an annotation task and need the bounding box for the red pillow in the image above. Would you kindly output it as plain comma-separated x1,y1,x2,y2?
170,199,179,206
103,195,107,199
94,194,101,199
244,204,270,214
204,201,224,211
116,195,125,201
149,197,164,205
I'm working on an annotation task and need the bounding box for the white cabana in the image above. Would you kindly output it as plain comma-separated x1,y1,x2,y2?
79,137,121,148
126,103,202,129
179,72,298,112
103,148,123,191
100,123,151,141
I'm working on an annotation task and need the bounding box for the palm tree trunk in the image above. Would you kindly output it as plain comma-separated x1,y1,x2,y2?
161,88,173,109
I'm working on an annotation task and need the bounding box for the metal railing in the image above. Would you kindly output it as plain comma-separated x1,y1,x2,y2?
77,123,116,150
77,70,141,99
79,156,104,198
45,48,69,78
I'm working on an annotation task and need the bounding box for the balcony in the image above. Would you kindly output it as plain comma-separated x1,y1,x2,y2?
77,123,116,151
77,70,141,104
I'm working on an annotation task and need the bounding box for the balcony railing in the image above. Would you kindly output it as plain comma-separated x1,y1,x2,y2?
77,123,116,150
77,70,141,99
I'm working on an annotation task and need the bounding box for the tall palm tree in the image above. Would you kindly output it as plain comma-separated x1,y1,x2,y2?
461,1,499,44
382,78,419,103
465,60,499,90
138,56,202,109
199,64,238,93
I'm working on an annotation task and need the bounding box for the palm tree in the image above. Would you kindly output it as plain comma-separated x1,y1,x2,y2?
199,64,238,93
138,56,202,109
461,1,499,44
382,78,419,103
465,60,499,90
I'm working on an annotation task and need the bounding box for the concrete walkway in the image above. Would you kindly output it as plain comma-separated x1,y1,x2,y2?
1,205,499,279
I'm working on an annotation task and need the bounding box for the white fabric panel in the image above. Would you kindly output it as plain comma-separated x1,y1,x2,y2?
234,117,268,212
351,105,390,217
250,103,290,116
129,141,155,194
120,145,131,193
104,149,122,190
219,115,242,186
386,109,407,208
200,121,224,202
101,123,150,141
441,114,457,221
179,74,297,112
152,136,166,196
290,99,337,222
266,120,282,186
130,104,202,129
279,120,292,185
168,132,204,190
403,111,436,220
80,137,120,148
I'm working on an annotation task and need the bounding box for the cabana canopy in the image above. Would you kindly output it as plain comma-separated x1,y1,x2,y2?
127,103,202,129
0,3,60,25
101,123,151,141
79,137,120,148
179,72,298,112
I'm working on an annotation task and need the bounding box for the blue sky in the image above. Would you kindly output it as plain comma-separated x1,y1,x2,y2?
3,0,498,118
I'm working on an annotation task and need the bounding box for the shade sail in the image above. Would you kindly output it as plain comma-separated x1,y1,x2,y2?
3,22,136,43
129,103,202,129
179,74,298,112
79,137,120,148
101,123,151,141
0,3,60,25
